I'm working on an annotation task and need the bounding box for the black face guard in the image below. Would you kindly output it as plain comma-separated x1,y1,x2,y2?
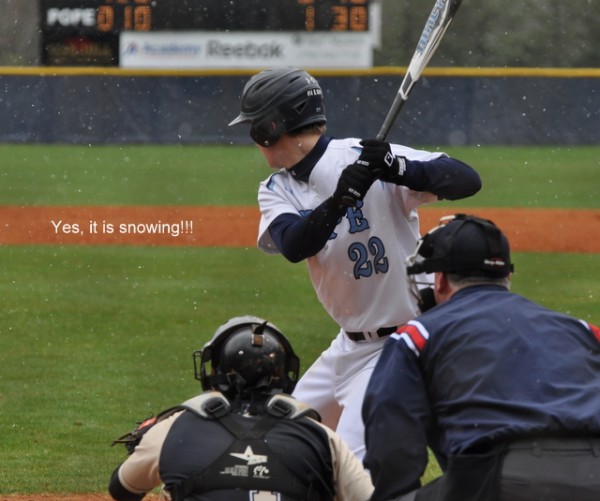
405,215,455,311
406,214,514,311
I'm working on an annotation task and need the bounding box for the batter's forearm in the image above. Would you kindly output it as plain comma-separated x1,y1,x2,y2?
268,198,345,263
403,157,482,200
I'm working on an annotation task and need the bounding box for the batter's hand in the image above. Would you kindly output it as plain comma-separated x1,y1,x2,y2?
333,162,376,207
359,139,407,185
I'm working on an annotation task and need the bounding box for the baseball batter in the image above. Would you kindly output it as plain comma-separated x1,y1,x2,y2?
229,68,482,459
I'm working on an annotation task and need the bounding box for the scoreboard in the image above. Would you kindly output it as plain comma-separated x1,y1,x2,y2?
40,0,370,66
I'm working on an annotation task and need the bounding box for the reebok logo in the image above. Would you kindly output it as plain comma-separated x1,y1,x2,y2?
206,41,283,58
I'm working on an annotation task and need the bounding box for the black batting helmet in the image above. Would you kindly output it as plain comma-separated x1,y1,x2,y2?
194,316,300,399
228,67,326,147
407,214,514,278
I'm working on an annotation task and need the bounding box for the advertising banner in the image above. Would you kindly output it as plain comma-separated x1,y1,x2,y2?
120,31,373,69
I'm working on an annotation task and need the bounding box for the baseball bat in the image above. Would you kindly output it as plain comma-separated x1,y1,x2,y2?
376,0,463,140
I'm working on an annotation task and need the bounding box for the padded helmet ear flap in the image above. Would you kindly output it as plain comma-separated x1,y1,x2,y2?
250,110,286,147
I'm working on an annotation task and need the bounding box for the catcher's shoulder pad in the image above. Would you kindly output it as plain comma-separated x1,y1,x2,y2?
266,394,321,422
180,391,231,419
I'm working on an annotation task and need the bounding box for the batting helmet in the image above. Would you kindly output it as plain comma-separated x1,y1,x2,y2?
228,67,326,147
194,316,300,398
407,214,514,278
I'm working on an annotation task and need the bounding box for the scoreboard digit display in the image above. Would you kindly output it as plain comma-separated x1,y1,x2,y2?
150,0,369,32
40,0,153,65
40,0,370,66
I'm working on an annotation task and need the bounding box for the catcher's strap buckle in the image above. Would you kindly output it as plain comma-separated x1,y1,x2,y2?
181,391,231,420
203,396,230,419
267,394,321,422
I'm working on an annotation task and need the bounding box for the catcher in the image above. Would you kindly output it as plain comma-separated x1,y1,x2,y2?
108,316,374,501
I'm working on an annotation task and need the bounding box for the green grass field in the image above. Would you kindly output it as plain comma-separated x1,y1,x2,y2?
1,143,598,207
0,144,598,494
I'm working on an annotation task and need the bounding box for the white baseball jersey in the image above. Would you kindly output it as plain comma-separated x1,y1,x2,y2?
257,137,443,333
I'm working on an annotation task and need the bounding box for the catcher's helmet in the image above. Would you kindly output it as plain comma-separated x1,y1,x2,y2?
194,316,300,398
228,67,326,147
407,214,514,278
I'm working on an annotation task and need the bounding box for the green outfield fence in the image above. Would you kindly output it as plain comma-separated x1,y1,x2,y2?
1,66,599,145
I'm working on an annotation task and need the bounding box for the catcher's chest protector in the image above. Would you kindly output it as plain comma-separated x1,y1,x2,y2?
161,396,334,501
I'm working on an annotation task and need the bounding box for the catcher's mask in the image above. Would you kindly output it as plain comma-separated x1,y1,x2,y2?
194,316,300,398
406,214,514,310
228,67,326,147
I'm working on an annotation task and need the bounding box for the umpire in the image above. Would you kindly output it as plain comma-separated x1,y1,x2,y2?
362,214,600,501
109,315,373,501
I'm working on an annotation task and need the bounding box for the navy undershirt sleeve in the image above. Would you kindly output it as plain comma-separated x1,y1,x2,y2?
268,197,345,263
403,157,482,200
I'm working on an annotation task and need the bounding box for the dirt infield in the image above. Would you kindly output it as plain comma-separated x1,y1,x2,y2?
1,205,599,252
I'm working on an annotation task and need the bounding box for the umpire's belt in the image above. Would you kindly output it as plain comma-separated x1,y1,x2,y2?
506,437,600,456
345,326,397,342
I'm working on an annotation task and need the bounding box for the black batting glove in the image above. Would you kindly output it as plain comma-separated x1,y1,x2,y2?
359,139,408,185
332,162,376,208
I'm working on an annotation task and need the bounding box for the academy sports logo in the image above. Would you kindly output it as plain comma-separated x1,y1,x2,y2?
220,445,271,480
230,445,268,465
